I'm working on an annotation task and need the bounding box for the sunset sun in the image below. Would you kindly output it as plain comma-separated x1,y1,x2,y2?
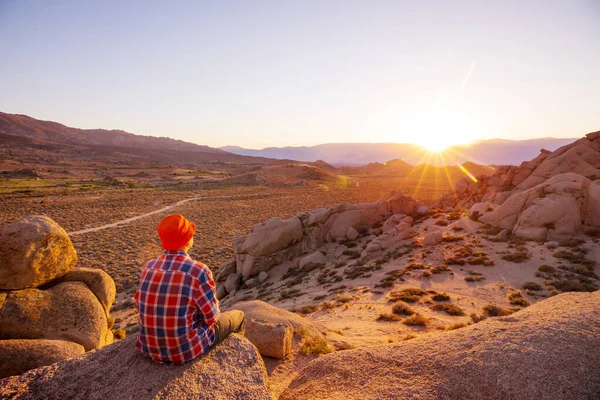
406,107,479,153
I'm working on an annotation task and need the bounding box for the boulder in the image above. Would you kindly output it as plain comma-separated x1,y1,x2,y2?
0,339,85,379
258,271,269,283
225,273,242,294
382,213,405,233
0,215,78,290
327,208,377,240
215,260,236,282
216,284,228,300
346,227,359,241
280,291,600,400
306,208,330,226
423,231,443,246
0,282,110,351
365,243,381,252
245,318,293,359
241,217,303,257
53,267,116,316
0,334,274,400
235,300,329,351
299,252,327,272
244,278,259,289
495,229,510,241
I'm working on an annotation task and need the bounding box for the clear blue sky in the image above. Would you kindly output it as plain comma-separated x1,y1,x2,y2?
1,0,599,149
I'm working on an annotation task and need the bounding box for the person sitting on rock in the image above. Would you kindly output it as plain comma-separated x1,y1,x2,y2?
135,214,245,364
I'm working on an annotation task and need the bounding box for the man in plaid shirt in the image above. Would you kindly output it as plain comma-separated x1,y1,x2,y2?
135,214,245,364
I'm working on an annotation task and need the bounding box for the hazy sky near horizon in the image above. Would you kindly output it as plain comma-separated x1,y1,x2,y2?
1,0,599,149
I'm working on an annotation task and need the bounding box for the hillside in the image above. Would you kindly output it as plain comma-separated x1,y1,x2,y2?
0,112,225,154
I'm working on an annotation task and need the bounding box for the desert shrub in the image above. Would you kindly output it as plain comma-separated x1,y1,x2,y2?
286,277,303,287
107,316,115,330
421,270,432,278
507,291,530,306
445,257,466,266
431,265,452,274
435,219,449,226
112,328,126,340
483,304,513,317
501,251,530,263
465,276,485,282
388,288,428,303
377,313,402,321
300,305,317,314
403,314,429,326
469,211,481,222
468,256,495,266
558,238,585,248
336,294,353,304
553,250,596,267
443,235,465,243
432,293,451,301
430,303,465,316
404,262,426,271
522,282,542,291
538,264,556,273
375,276,395,288
550,277,598,292
344,241,357,248
391,301,415,316
321,301,336,310
297,331,332,356
342,249,361,259
313,295,326,301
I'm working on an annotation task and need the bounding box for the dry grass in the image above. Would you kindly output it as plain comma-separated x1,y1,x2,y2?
403,314,429,327
430,303,465,316
431,293,451,301
377,313,403,322
387,288,428,303
391,301,415,316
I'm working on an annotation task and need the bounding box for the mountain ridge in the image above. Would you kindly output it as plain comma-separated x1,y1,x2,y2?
221,138,578,166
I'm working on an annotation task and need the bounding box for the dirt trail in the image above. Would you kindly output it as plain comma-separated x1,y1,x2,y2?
67,193,273,236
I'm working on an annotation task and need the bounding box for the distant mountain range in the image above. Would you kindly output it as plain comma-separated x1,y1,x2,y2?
0,112,582,167
221,138,578,167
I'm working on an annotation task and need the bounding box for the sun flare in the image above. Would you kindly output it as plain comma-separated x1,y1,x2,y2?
393,103,480,153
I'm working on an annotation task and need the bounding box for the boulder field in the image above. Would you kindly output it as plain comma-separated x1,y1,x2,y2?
280,291,600,400
0,216,116,378
437,130,600,210
215,191,428,297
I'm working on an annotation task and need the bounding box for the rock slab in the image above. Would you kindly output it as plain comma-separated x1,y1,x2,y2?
245,318,293,359
0,334,274,400
280,291,600,400
0,339,85,379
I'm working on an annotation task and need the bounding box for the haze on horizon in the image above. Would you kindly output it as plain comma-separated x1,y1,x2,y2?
1,0,599,150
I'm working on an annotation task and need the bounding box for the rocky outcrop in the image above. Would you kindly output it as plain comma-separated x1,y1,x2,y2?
0,334,274,400
280,291,600,400
0,215,77,290
0,339,85,379
480,173,600,241
229,191,427,281
0,216,116,378
0,281,111,351
437,132,600,210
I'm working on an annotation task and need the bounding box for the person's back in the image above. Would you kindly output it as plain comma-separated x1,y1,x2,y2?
135,250,219,364
135,214,245,365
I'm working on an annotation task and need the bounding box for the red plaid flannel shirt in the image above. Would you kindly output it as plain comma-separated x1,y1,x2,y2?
134,251,221,364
